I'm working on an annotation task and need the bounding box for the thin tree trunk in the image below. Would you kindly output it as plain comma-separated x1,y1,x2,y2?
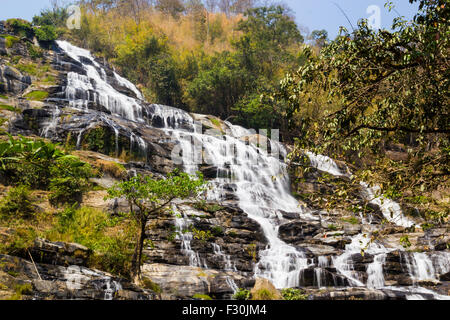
131,217,147,283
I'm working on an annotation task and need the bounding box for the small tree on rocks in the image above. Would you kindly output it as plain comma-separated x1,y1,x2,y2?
106,170,205,282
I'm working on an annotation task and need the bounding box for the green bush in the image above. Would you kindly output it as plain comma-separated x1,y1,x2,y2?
48,206,136,277
8,283,33,300
281,288,308,300
232,288,251,300
2,35,20,48
253,288,275,300
0,185,36,219
0,226,37,256
6,19,34,38
0,135,92,195
27,43,44,60
48,156,93,206
34,25,58,42
141,277,162,294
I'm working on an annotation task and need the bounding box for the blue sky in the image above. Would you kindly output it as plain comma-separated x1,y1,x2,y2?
0,0,420,39
285,0,420,38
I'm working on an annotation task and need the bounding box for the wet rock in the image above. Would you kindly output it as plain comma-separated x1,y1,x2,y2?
307,287,409,300
30,238,92,267
300,267,349,287
279,210,300,220
0,254,154,300
278,220,322,244
440,272,450,281
141,263,251,299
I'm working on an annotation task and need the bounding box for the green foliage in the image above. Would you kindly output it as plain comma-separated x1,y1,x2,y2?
341,217,360,225
191,227,214,243
32,7,69,29
6,19,34,38
106,170,206,277
211,226,224,237
140,277,162,294
107,171,206,212
0,226,37,256
400,235,412,249
26,43,44,60
235,5,303,79
35,25,58,43
232,288,251,300
0,105,19,113
327,224,339,231
8,283,33,300
49,206,135,277
0,135,92,201
2,35,20,48
0,185,36,220
281,288,308,300
193,294,213,300
48,157,93,206
24,90,49,101
253,288,275,300
193,199,223,213
277,1,449,222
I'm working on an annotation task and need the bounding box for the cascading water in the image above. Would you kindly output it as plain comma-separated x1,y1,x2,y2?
307,153,450,299
54,41,449,299
173,205,208,269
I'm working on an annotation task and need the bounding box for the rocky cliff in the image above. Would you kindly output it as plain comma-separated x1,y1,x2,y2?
0,27,448,300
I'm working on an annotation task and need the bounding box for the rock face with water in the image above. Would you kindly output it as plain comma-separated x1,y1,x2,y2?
1,36,449,300
0,246,157,300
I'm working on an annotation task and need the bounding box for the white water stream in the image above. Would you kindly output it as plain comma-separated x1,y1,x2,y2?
54,41,449,299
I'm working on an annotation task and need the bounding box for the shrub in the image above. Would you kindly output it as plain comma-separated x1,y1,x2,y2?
6,19,34,38
281,288,308,300
3,35,20,48
48,206,136,277
0,185,35,219
8,283,33,300
232,288,251,300
27,43,44,60
253,288,275,300
141,277,162,294
34,25,57,42
48,156,93,206
0,136,92,198
0,226,37,256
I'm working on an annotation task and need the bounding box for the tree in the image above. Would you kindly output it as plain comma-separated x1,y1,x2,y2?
106,171,205,281
234,5,303,79
310,29,328,48
155,0,185,18
277,0,449,221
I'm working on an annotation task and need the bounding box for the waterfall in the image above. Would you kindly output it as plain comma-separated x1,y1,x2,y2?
173,205,208,269
57,40,143,122
54,41,449,298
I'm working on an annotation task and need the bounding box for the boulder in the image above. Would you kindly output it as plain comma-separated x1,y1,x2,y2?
278,220,321,244
0,64,31,94
29,238,92,267
250,278,282,300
